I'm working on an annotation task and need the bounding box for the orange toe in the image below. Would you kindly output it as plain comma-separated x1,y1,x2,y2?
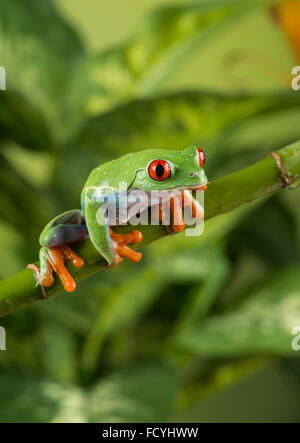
130,230,143,243
172,223,186,233
40,260,55,287
42,273,55,287
110,229,143,245
60,273,77,293
46,246,84,293
181,190,204,219
170,194,185,233
110,228,143,265
61,245,85,268
118,244,142,263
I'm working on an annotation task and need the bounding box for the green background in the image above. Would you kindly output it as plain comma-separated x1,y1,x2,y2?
0,0,300,422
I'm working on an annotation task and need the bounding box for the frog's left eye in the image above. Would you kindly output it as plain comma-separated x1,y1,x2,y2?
197,148,206,168
148,159,171,181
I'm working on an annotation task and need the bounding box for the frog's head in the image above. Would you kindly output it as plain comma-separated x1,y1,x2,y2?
130,145,208,191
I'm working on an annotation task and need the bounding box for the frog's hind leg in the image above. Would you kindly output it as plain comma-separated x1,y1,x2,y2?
29,210,88,294
39,246,55,288
40,245,84,293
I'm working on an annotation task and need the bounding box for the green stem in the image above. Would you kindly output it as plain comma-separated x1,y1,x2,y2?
1,140,300,318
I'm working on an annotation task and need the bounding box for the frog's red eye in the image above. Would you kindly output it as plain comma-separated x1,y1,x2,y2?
148,159,171,181
197,148,206,168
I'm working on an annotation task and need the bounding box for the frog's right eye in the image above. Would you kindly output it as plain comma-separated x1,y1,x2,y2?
148,159,171,181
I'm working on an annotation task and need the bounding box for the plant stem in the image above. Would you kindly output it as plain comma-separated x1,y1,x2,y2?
1,141,300,318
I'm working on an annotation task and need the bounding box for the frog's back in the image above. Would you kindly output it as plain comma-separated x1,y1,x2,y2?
80,152,138,211
84,152,140,188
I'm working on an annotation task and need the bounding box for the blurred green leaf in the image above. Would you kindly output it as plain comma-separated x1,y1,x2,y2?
0,152,51,239
0,220,24,278
88,362,179,422
40,325,78,384
65,0,272,122
175,265,300,356
0,92,54,151
227,197,298,268
82,269,166,372
0,373,86,422
2,142,54,187
0,363,179,422
172,247,230,328
280,186,300,255
0,0,83,146
35,292,99,335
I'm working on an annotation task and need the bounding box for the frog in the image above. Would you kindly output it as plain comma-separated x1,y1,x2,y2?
28,145,207,293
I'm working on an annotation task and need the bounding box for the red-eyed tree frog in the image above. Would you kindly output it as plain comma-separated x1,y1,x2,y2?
29,146,207,293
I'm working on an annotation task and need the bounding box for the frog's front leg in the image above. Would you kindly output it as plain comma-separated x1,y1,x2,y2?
159,190,204,233
84,194,143,267
29,209,88,293
109,229,143,265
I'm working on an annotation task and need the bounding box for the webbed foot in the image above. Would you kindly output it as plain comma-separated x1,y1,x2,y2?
158,190,205,234
110,229,143,266
29,245,84,294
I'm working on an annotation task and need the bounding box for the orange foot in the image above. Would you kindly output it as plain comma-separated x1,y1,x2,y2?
109,229,143,266
157,190,205,234
43,245,84,293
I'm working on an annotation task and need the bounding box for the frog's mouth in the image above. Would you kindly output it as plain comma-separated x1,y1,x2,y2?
171,183,208,191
